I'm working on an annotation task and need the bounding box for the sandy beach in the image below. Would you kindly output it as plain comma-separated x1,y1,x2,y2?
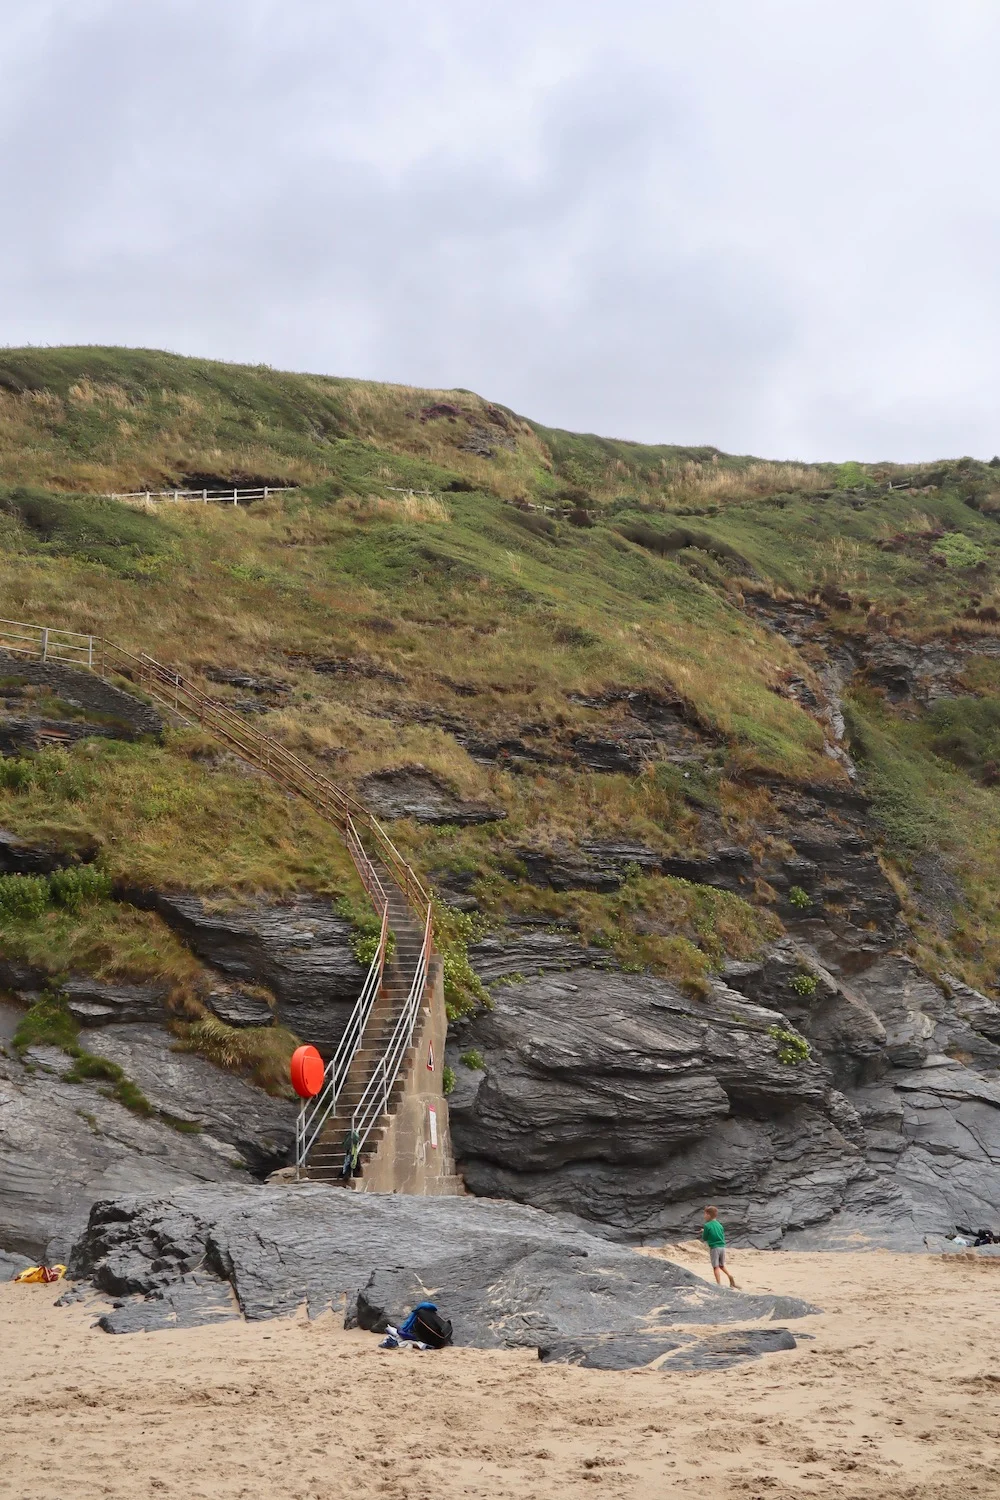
2,1243,998,1500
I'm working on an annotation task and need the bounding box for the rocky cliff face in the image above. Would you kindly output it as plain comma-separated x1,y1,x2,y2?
127,891,364,1055
0,1031,295,1259
447,938,1000,1247
6,614,1000,1259
0,878,364,1257
444,610,1000,1249
0,651,164,752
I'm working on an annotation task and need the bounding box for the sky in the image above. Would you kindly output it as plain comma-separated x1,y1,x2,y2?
1,0,999,462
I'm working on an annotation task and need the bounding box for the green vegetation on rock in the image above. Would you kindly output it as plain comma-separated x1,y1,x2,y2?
13,992,154,1116
3,346,1000,1014
768,1025,811,1065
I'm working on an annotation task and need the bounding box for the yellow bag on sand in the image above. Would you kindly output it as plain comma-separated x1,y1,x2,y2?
13,1264,66,1284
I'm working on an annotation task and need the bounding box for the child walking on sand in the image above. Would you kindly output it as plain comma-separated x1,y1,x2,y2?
702,1206,738,1288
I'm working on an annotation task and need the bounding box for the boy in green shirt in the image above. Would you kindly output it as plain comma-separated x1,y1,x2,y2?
702,1206,738,1287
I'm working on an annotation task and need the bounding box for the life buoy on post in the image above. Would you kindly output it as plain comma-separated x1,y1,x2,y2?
290,1044,324,1098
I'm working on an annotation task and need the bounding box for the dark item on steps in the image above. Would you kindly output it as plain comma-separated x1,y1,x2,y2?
342,1128,362,1179
399,1301,453,1349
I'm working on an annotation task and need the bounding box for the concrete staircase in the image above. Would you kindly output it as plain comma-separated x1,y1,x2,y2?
304,869,427,1184
0,617,461,1194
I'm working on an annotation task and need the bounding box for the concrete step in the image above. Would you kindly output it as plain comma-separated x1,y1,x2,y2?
308,1135,387,1168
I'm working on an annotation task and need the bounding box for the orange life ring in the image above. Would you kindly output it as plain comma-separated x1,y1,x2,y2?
290,1044,325,1098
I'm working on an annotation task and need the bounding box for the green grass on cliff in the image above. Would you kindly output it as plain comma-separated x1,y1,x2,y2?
845,689,1000,992
5,348,1000,999
0,735,360,894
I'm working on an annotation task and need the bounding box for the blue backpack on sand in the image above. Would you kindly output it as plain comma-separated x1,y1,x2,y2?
399,1302,453,1348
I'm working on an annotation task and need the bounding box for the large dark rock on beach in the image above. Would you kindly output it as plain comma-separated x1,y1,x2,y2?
67,1184,813,1367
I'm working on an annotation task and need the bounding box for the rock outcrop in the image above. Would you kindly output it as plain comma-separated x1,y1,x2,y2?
358,766,505,825
448,965,871,1244
449,896,1000,1248
66,1185,814,1367
62,979,170,1028
0,651,163,743
132,892,364,1055
0,826,101,875
0,1030,294,1260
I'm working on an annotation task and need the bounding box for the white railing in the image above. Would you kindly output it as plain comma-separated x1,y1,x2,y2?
103,486,297,506
0,618,95,667
351,904,434,1156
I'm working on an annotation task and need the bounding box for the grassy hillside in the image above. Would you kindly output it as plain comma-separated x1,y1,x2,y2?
3,346,1000,1016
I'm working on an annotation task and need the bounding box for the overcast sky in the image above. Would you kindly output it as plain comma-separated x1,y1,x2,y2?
2,2,998,461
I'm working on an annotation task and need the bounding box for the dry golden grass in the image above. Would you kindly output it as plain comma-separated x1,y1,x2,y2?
0,733,363,898
0,902,204,993
67,380,133,409
339,493,451,523
174,1015,299,1092
639,459,826,511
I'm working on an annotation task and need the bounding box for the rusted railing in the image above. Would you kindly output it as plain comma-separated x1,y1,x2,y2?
0,618,436,1175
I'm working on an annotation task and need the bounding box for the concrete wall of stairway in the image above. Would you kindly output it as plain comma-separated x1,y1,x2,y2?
352,957,464,1196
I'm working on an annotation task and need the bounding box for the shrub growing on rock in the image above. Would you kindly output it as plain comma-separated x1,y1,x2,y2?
768,1025,811,1065
0,873,49,919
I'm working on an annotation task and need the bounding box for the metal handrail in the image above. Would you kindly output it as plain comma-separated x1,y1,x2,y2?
351,904,434,1155
295,898,388,1165
101,642,432,906
0,619,95,666
2,615,437,1177
98,642,437,1168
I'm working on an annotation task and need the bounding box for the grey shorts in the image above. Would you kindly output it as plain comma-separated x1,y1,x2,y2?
709,1246,726,1269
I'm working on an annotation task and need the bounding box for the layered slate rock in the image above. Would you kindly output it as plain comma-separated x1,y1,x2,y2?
450,916,1000,1246
446,966,869,1244
515,841,664,893
358,766,505,826
82,1026,295,1174
204,985,275,1028
538,1326,799,1371
0,1029,295,1259
67,1184,814,1366
829,1061,1000,1241
62,979,169,1028
466,926,611,985
0,1248,33,1279
0,651,163,741
0,1050,249,1261
138,893,363,1055
0,825,102,875
703,946,1000,1246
